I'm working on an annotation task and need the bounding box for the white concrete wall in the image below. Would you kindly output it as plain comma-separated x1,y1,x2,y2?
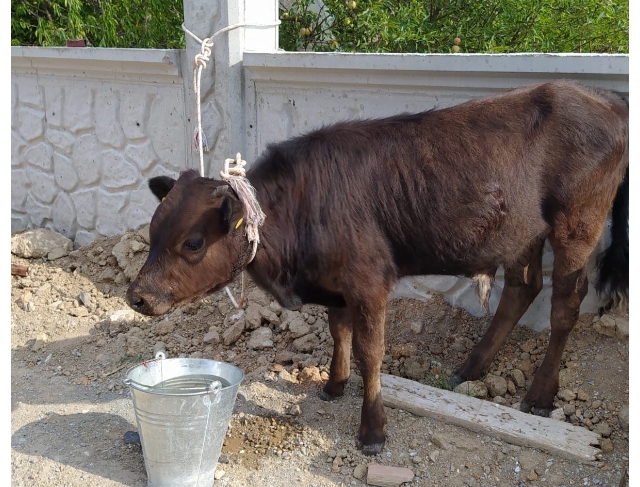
11,47,188,247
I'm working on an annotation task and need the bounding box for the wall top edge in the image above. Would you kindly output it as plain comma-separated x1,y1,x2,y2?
243,51,629,76
11,46,183,78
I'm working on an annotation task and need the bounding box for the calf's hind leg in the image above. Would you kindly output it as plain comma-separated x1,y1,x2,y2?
452,237,545,384
320,307,352,400
520,243,590,415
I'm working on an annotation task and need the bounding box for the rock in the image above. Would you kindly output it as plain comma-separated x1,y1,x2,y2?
292,333,320,352
618,405,629,431
214,469,225,480
287,404,302,416
298,366,322,383
203,330,220,345
599,438,614,453
557,389,577,401
130,240,146,253
153,342,166,355
429,450,440,462
223,310,246,346
454,380,488,399
431,434,451,450
31,333,48,352
594,315,617,337
47,247,69,260
484,374,508,397
247,327,274,349
353,464,367,480
69,307,89,317
549,408,566,421
110,309,135,323
563,404,576,416
409,321,423,334
510,369,526,388
275,350,296,364
78,291,92,307
246,288,270,307
593,422,611,438
12,229,73,259
614,316,629,340
390,342,418,360
137,225,150,244
492,396,508,406
403,356,427,380
111,237,146,281
517,359,535,379
244,303,264,330
366,464,414,486
259,306,280,325
155,320,175,335
289,317,311,338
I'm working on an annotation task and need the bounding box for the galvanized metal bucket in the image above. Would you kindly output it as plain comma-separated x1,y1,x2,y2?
124,352,244,487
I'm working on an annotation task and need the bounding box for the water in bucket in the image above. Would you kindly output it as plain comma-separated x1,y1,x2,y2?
124,352,243,487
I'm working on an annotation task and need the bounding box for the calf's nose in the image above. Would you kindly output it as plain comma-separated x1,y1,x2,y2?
127,291,146,313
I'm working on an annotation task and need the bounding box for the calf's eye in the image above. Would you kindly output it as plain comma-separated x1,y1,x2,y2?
183,236,204,251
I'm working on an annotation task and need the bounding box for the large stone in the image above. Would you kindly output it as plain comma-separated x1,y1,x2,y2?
46,129,76,154
65,86,93,133
70,189,97,229
292,333,320,353
11,228,73,259
484,374,508,397
246,288,271,307
125,184,157,231
96,190,128,236
11,169,29,209
247,327,274,349
223,309,246,346
454,380,488,399
52,192,77,239
289,317,311,339
18,107,44,141
510,369,526,388
25,194,52,228
244,303,264,330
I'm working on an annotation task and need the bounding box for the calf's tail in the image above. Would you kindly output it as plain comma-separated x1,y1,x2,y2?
595,166,629,311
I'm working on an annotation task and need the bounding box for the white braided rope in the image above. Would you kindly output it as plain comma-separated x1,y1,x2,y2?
181,21,280,177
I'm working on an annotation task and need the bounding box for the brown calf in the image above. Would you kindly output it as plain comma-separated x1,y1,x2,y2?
127,80,629,455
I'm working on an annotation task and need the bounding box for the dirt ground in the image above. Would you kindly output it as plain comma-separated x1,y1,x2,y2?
10,228,630,487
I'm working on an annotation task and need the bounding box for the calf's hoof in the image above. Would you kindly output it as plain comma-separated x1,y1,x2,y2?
519,401,553,417
448,374,465,388
356,438,385,456
319,383,345,401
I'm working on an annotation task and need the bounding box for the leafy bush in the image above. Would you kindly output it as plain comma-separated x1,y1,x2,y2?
11,0,185,48
279,0,629,53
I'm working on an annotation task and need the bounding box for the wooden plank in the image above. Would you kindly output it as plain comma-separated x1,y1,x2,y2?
366,464,414,487
380,373,601,463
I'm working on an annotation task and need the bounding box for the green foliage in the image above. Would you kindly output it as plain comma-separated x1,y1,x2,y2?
11,0,185,48
279,0,628,53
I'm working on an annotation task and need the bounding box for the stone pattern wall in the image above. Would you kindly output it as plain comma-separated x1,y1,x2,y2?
11,48,188,247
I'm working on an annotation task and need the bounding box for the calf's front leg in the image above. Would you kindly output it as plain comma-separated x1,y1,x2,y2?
320,306,352,400
350,299,387,455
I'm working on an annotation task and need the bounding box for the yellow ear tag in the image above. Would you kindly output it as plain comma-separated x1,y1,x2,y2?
161,197,166,202
235,218,244,230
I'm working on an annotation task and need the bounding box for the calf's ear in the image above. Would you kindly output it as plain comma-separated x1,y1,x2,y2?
148,176,176,202
212,184,244,233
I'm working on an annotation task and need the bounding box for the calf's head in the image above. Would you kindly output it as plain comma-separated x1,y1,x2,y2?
127,170,248,316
